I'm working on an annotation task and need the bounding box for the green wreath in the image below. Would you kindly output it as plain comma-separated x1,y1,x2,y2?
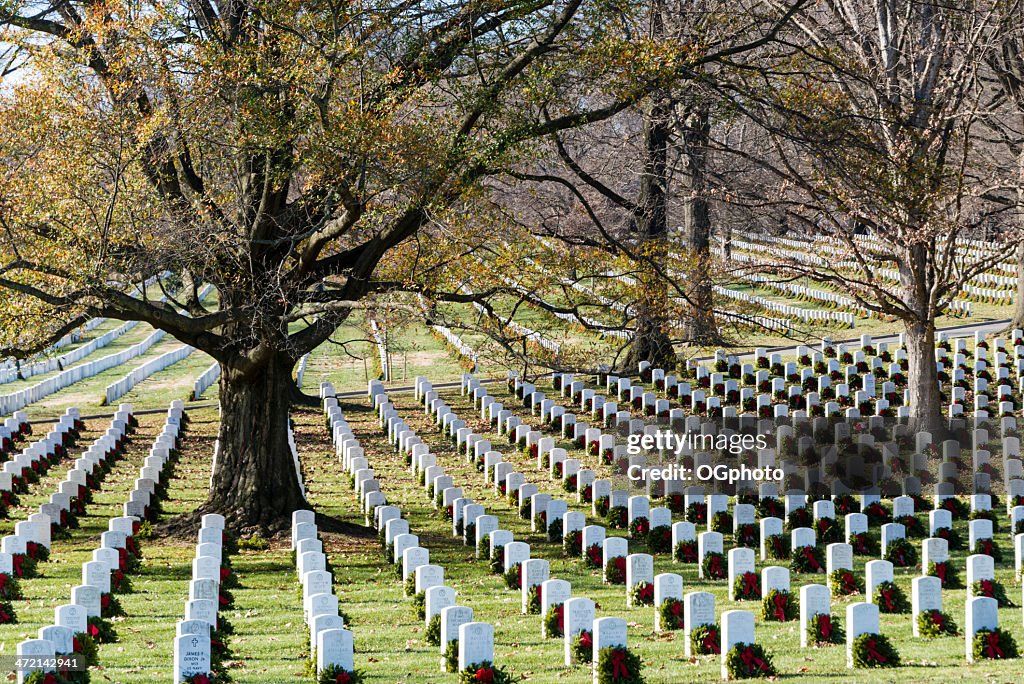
658,598,683,631
806,613,843,646
972,628,1018,660
972,579,1014,607
87,616,117,643
604,556,627,585
732,571,760,601
763,534,789,560
503,564,522,590
317,664,364,684
628,516,649,540
425,614,441,646
926,560,962,588
972,538,1002,561
458,661,513,684
873,581,909,613
829,568,863,596
547,518,563,544
916,609,957,638
760,589,797,622
571,630,593,663
790,545,825,574
629,580,654,606
595,645,644,684
851,632,900,668
404,575,416,597
672,540,697,563
412,591,425,620
526,584,542,615
563,530,583,557
710,511,732,534
489,547,505,575
724,642,777,679
701,551,726,580
444,639,459,673
607,506,628,529
689,623,720,655
544,603,564,638
884,537,917,568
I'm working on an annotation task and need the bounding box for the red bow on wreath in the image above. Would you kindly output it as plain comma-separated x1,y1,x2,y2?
772,593,787,621
709,555,722,575
193,675,211,684
986,632,1004,658
579,632,593,650
88,623,99,638
930,611,944,628
978,580,994,597
614,557,626,576
101,594,110,609
802,547,820,570
741,645,768,672
556,605,564,631
474,667,494,684
880,588,895,611
334,673,351,684
935,563,946,583
864,637,887,663
42,674,57,684
704,629,720,654
610,649,631,679
670,601,682,616
818,615,832,639
742,573,758,596
12,555,23,578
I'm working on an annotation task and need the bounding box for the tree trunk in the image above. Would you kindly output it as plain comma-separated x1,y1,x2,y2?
618,93,677,373
904,318,943,432
678,104,719,345
1009,241,1024,331
175,352,308,535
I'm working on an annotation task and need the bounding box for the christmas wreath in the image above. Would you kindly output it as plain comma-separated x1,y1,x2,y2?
503,564,522,590
459,661,513,684
971,628,1018,660
0,572,22,600
425,614,441,646
673,540,697,564
595,496,610,517
544,603,564,638
585,543,603,569
563,474,577,494
526,584,542,615
760,589,797,622
595,645,644,684
829,568,863,596
689,623,720,655
972,538,1002,561
763,534,788,560
972,579,1013,607
444,639,459,673
833,494,860,515
862,501,892,526
413,591,426,620
786,507,812,529
934,525,963,550
710,511,733,534
546,518,563,544
806,613,843,645
850,633,900,668
848,531,879,556
645,525,671,554
701,551,726,580
630,580,654,606
318,665,365,684
926,560,962,588
571,630,593,663
100,592,124,618
685,503,707,525
735,523,758,549
658,598,683,631
489,546,504,575
87,616,116,643
0,599,16,623
605,556,627,584
628,517,649,540
790,545,825,574
607,507,628,529
814,517,842,544
756,498,784,519
916,609,957,638
884,537,917,568
404,575,416,596
724,642,777,679
732,571,760,601
563,530,583,557
72,632,99,667
894,515,924,538
873,581,909,613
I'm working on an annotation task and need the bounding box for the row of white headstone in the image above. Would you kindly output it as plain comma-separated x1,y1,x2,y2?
0,408,79,502
291,509,354,676
339,382,505,675
0,411,32,455
14,403,173,683
192,362,221,401
104,343,197,405
174,512,228,683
